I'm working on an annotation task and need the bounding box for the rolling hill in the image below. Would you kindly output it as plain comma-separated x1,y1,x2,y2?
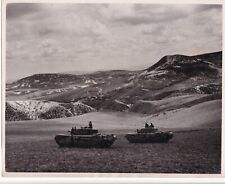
6,51,222,121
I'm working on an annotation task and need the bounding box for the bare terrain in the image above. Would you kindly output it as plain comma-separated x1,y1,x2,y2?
5,99,221,173
5,129,221,173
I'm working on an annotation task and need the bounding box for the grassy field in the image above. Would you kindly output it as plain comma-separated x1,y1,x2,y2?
5,111,221,173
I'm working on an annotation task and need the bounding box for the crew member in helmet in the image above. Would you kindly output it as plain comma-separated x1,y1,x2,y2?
89,121,93,129
70,127,75,135
145,122,149,128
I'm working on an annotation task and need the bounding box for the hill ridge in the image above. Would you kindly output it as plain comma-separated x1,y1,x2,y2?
6,51,222,121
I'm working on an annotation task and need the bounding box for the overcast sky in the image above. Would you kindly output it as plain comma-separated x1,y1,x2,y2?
6,3,222,81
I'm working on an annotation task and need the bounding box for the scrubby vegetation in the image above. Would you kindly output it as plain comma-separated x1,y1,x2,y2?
5,101,96,121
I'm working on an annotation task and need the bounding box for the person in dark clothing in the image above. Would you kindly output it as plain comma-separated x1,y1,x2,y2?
89,121,93,129
150,123,154,128
70,127,75,135
145,123,149,128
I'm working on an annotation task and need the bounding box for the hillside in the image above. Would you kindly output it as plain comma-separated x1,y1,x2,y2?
80,51,222,112
6,100,95,121
6,70,137,90
6,51,222,121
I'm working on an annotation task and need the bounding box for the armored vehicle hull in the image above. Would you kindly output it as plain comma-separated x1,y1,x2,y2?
125,131,173,143
55,134,117,148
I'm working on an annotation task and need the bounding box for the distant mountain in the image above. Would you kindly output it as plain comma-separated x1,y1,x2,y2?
145,51,222,77
6,51,222,120
6,73,84,89
6,70,137,90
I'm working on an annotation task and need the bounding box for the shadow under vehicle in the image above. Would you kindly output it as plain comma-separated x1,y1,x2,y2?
125,124,173,143
55,124,117,148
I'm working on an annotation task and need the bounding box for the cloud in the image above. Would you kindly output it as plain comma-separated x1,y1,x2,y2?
111,4,222,26
6,3,42,19
195,4,222,12
111,4,192,25
137,5,222,46
5,3,222,81
38,39,61,58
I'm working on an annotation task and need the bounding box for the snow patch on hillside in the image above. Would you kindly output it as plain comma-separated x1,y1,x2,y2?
7,100,61,120
85,79,97,84
6,100,96,121
114,99,130,108
139,70,168,78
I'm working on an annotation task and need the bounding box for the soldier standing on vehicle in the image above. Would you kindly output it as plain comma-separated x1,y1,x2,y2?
70,127,75,135
89,121,93,129
145,123,149,128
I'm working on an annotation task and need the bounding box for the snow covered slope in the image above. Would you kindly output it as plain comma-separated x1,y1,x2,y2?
6,100,95,121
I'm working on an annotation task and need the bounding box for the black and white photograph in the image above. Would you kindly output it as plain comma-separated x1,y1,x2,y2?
3,1,223,175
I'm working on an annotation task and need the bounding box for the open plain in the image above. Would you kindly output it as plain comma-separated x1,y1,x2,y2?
5,100,221,173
